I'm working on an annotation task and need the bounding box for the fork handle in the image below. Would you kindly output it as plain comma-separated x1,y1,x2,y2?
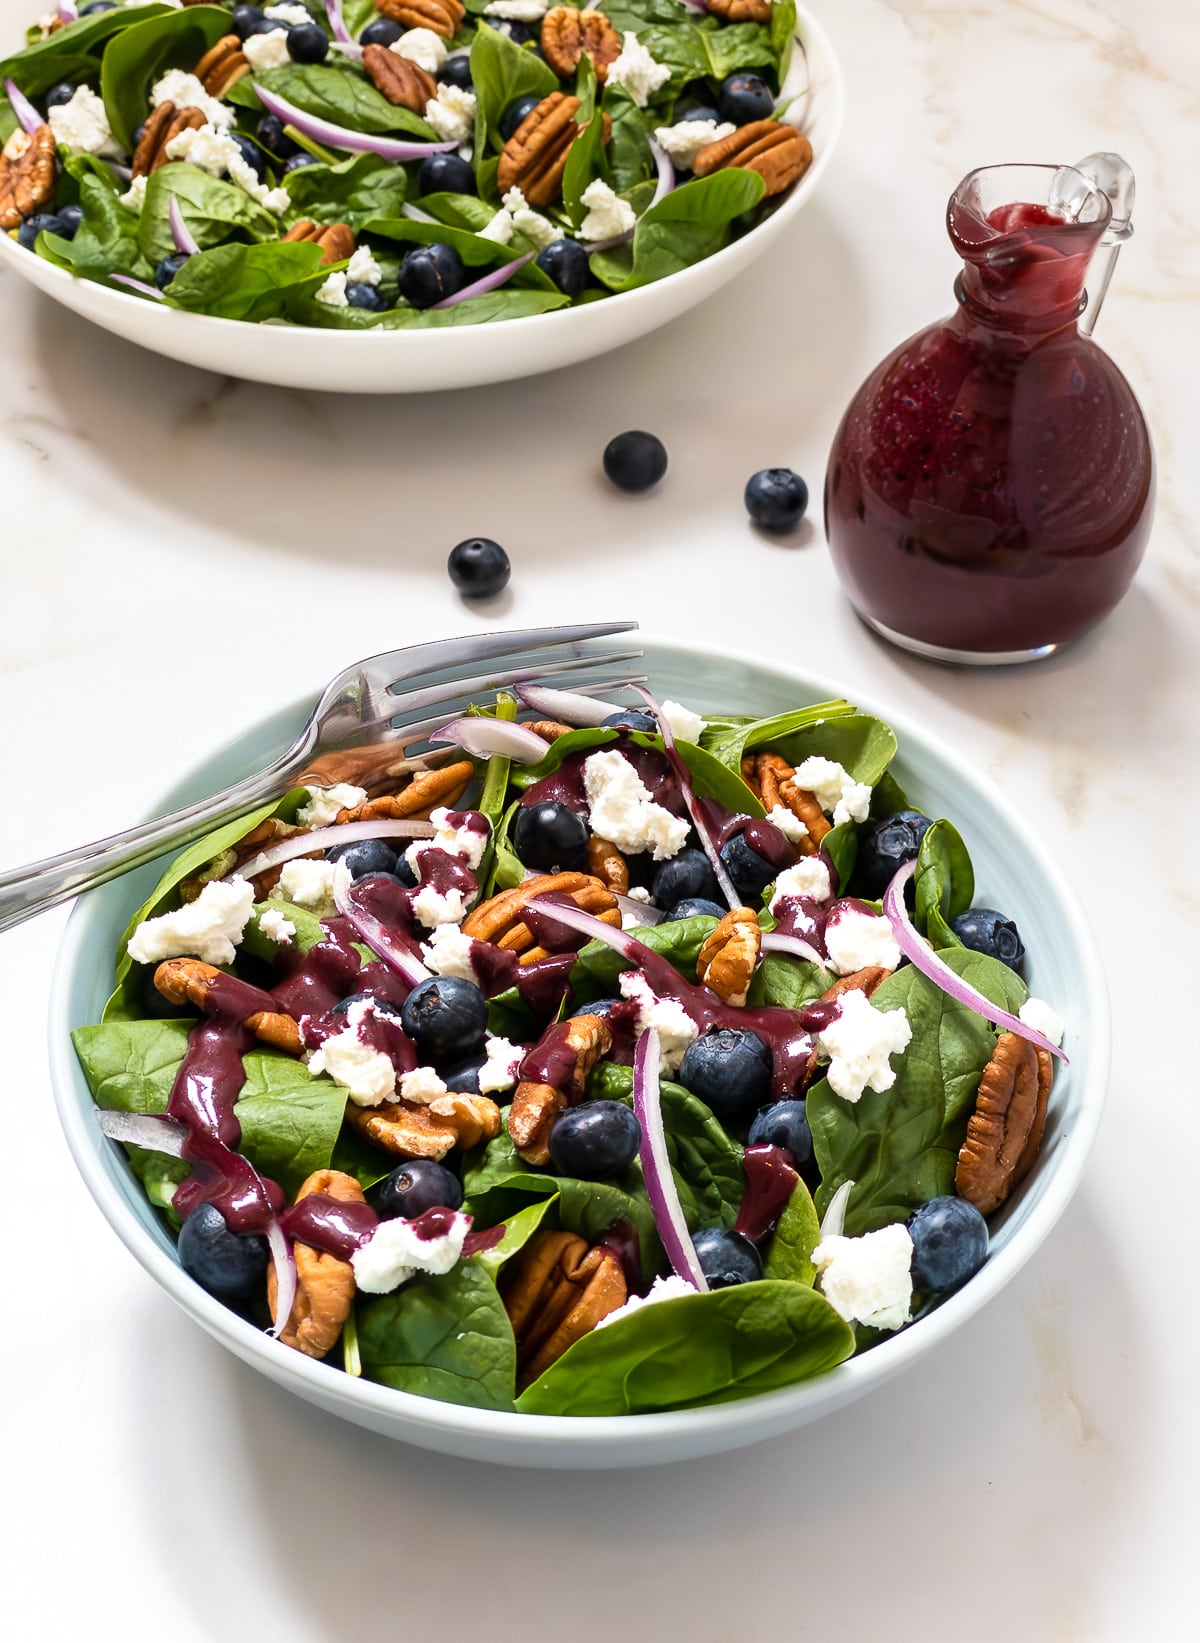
0,760,297,936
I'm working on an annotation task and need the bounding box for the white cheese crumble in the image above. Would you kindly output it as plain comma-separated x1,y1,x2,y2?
47,87,122,158
661,699,706,743
127,876,255,968
275,858,339,914
817,989,912,1103
351,1209,471,1294
420,923,478,982
165,123,290,212
346,245,383,286
405,807,489,872
653,118,734,170
824,905,901,976
813,1224,914,1331
595,1273,697,1329
119,173,148,210
479,207,514,245
264,2,311,21
391,26,448,75
1018,995,1065,1047
765,804,809,848
604,31,671,109
583,749,688,861
307,1002,397,1107
792,756,873,827
768,856,834,911
399,1065,449,1105
579,178,637,242
478,1035,523,1094
618,970,698,1072
297,783,367,829
242,27,291,71
412,883,472,929
257,907,296,946
151,69,234,132
483,0,548,17
500,186,559,250
316,271,348,307
423,84,476,146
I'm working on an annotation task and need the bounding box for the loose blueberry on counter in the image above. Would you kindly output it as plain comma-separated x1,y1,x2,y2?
401,976,488,1062
154,251,190,289
44,82,77,109
360,16,403,46
719,71,774,125
536,237,589,298
232,4,270,39
499,93,542,141
439,53,474,91
693,1227,763,1288
652,848,721,910
678,1026,772,1128
548,1101,641,1181
744,468,809,533
326,837,397,880
398,240,464,308
951,907,1025,971
447,535,511,599
377,1159,464,1220
599,708,657,732
346,280,387,311
287,20,329,63
418,151,476,196
283,151,319,175
18,212,60,251
229,132,267,182
569,997,620,1019
719,831,777,902
748,1099,814,1173
329,989,404,1021
856,810,932,899
662,896,727,921
603,430,668,494
907,1196,988,1293
178,1203,270,1299
512,800,588,872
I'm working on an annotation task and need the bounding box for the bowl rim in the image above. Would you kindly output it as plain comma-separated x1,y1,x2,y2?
48,634,1110,1449
0,4,843,353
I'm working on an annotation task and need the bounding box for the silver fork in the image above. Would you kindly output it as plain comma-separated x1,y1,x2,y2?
0,621,641,934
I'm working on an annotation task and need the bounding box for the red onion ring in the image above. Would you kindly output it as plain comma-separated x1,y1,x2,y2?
168,194,199,257
432,250,534,310
232,818,435,883
5,78,45,135
324,0,354,44
430,714,550,763
333,869,431,989
109,273,166,300
402,201,440,223
632,1028,707,1290
266,1217,297,1338
632,684,741,910
760,929,827,968
253,83,456,160
512,682,623,726
613,892,664,927
57,2,78,21
96,1109,188,1154
819,1179,854,1238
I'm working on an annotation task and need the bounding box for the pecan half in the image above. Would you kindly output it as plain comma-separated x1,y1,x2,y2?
706,0,771,17
267,1169,364,1359
179,814,305,904
131,102,206,178
153,958,303,1053
752,752,829,854
282,219,357,265
335,760,474,822
462,871,619,960
540,6,623,83
497,92,610,208
373,0,464,36
586,835,629,895
956,1032,1051,1215
346,1090,501,1159
362,42,437,113
195,33,250,98
0,125,56,230
697,906,761,1006
521,719,577,744
500,1229,627,1389
508,1012,612,1164
299,745,462,796
693,121,813,199
818,967,891,1005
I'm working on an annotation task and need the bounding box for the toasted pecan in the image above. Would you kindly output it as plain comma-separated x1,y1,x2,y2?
299,745,462,797
497,91,610,208
267,1169,364,1359
500,1229,627,1389
705,0,771,17
955,1033,1048,1215
345,1090,501,1159
153,958,303,1054
131,103,206,178
749,752,827,855
0,125,56,230
362,41,438,113
540,6,623,83
586,836,629,895
521,719,578,744
373,0,463,36
335,760,474,822
282,218,356,265
194,33,250,98
507,1012,613,1164
462,870,611,945
693,120,813,199
697,906,761,1006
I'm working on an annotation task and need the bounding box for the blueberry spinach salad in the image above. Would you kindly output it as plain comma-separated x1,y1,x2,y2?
1,0,811,327
73,685,1068,1417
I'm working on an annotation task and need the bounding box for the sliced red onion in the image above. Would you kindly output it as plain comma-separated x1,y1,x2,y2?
106,160,133,181
527,894,638,962
109,273,166,301
233,818,435,883
96,1109,188,1154
266,1217,297,1338
324,0,354,44
5,78,45,135
333,868,430,988
512,682,622,726
760,929,828,969
57,1,78,20
632,684,741,911
432,250,533,310
883,861,1068,1062
168,194,199,257
632,1028,707,1291
253,83,456,160
649,138,674,209
328,40,365,62
430,715,550,763
402,201,439,224
613,892,664,927
819,1179,854,1239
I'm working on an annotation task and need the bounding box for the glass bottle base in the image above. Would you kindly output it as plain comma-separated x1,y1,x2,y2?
861,615,1064,667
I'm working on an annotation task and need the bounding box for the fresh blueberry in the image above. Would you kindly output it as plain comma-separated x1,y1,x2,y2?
44,82,78,110
55,203,84,237
18,212,61,251
132,121,146,148
287,20,329,63
231,4,270,39
662,896,728,921
79,1,116,12
154,251,190,289
678,1026,773,1128
400,976,488,1062
228,131,267,182
439,53,474,91
397,240,464,308
439,1055,485,1094
744,468,809,532
692,1227,763,1288
504,19,538,44
603,430,668,494
718,71,774,125
283,151,319,175
747,1099,814,1171
329,989,404,1021
359,16,403,46
325,837,397,880
178,1203,270,1299
855,810,931,900
951,907,1025,971
346,280,387,310
418,151,476,196
568,997,620,1019
447,535,511,598
599,708,657,733
512,801,588,872
676,104,721,126
256,113,299,159
719,832,777,902
548,1101,641,1180
377,1159,464,1220
651,848,720,910
499,93,542,142
536,237,589,298
907,1196,989,1293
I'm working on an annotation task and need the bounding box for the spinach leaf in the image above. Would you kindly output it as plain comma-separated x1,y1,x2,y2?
165,239,327,320
604,92,652,193
822,819,858,893
516,1280,854,1415
487,798,528,897
0,5,173,99
590,169,764,292
913,818,974,949
594,0,685,29
761,711,899,788
635,24,710,92
329,1122,396,1191
357,1260,517,1410
471,1195,557,1280
280,152,409,226
701,698,855,773
762,1180,821,1285
100,6,232,152
746,951,833,1009
138,164,280,263
470,22,557,157
229,62,435,137
411,190,497,233
808,950,1029,1233
359,215,535,266
72,1017,191,1114
699,19,779,80
129,1147,190,1218
570,913,718,993
40,169,146,281
870,769,912,819
561,56,606,226
290,286,571,327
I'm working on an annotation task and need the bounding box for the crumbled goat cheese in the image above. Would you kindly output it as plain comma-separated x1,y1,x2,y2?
308,1002,397,1107
769,857,834,911
766,804,810,847
813,1224,914,1331
653,118,735,169
47,87,122,158
661,698,706,742
264,2,312,22
479,208,514,245
119,173,148,210
1018,996,1065,1047
500,186,560,250
297,783,367,829
151,69,234,131
423,84,476,146
166,123,290,212
596,1273,697,1329
478,1036,523,1094
817,989,912,1103
407,809,490,877
619,970,698,1072
824,905,901,977
242,27,291,71
421,923,478,982
257,907,296,946
583,749,689,861
316,272,348,307
483,0,548,18
627,886,653,902
351,1209,471,1294
412,883,472,929
127,876,255,967
792,756,873,827
390,27,448,75
275,858,339,914
605,31,670,108
400,1065,448,1105
579,178,637,242
345,245,383,286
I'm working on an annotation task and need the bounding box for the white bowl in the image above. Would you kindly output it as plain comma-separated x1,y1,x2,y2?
0,7,842,392
48,637,1109,1467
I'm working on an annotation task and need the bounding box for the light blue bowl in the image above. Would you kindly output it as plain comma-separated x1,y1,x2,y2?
48,639,1110,1468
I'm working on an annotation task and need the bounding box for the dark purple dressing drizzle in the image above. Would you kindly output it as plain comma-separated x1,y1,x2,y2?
734,1145,800,1245
280,1192,379,1259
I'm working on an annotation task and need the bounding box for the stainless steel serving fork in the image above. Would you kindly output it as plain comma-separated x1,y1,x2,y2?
0,621,642,935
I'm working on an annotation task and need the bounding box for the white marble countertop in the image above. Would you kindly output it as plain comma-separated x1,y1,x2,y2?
2,0,1197,1637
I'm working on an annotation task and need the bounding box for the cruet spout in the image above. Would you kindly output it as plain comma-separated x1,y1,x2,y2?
1050,152,1135,336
